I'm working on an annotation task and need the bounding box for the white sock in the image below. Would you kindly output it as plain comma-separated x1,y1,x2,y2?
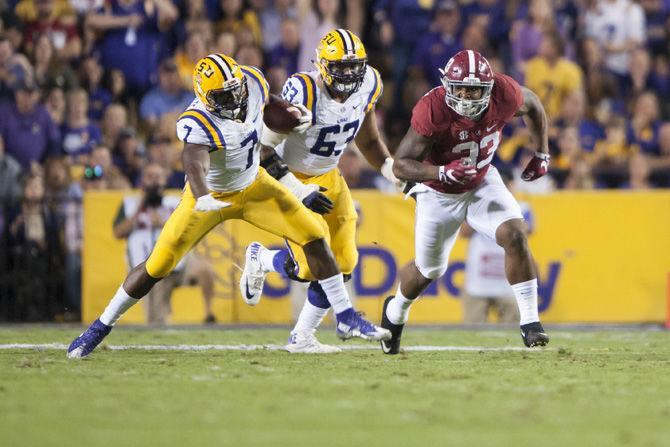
293,301,329,333
318,274,352,314
511,279,539,325
99,286,139,326
259,248,281,272
386,285,415,325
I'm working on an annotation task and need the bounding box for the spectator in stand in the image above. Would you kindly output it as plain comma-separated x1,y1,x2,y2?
551,126,583,188
461,0,511,53
266,18,301,76
627,91,662,156
338,148,391,191
100,102,127,147
578,37,619,109
61,88,102,164
43,155,83,318
553,91,605,153
6,171,65,321
524,31,583,120
31,32,77,91
139,58,192,132
510,0,555,79
410,1,462,88
212,31,236,57
0,34,31,102
639,0,668,56
87,0,178,96
297,0,340,72
113,127,144,186
651,123,670,186
0,133,22,204
79,54,111,122
373,0,433,114
146,135,184,189
216,0,262,46
583,0,646,87
592,115,633,188
258,0,295,51
266,65,288,95
87,144,131,189
563,152,595,190
235,44,264,68
45,85,66,125
624,152,653,189
174,0,213,46
0,78,61,170
460,22,489,55
17,0,81,60
174,30,208,90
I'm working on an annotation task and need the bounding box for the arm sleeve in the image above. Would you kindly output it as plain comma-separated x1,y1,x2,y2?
176,111,220,149
365,67,383,112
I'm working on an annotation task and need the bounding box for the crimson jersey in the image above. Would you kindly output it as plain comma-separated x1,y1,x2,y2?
411,73,523,193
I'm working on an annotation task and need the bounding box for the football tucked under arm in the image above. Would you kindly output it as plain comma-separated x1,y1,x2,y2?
261,97,312,147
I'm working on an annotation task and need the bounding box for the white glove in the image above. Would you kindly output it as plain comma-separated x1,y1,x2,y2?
260,123,288,147
381,157,406,192
194,193,231,212
290,103,312,133
279,172,318,200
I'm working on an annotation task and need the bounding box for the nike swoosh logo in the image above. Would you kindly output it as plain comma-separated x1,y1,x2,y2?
244,280,254,300
352,104,360,110
486,124,496,132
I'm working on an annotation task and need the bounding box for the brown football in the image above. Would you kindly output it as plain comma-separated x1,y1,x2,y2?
263,99,302,133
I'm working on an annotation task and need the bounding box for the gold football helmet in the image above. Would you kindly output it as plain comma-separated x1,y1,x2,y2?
314,29,367,96
193,53,247,120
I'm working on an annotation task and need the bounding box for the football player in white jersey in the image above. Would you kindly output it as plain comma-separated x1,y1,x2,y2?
237,29,402,353
67,53,390,358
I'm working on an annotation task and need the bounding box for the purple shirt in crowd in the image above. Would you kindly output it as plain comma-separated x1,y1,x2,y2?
0,102,60,169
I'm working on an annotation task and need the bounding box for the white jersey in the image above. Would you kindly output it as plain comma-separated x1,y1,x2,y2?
584,0,645,75
176,65,269,192
275,66,383,176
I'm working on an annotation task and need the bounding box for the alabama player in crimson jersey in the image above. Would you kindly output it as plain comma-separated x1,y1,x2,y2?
380,49,551,354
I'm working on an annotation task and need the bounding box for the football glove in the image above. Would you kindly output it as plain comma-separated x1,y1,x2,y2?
381,157,406,192
438,159,477,185
279,172,333,214
290,103,312,133
521,152,550,181
194,193,231,212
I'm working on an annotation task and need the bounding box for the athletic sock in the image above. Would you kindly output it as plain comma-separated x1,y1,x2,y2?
292,282,330,333
99,286,139,326
259,248,287,274
318,273,352,314
386,285,415,325
511,278,539,325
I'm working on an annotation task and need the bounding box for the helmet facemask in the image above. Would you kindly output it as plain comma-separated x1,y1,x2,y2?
318,54,367,97
205,76,248,121
440,68,493,119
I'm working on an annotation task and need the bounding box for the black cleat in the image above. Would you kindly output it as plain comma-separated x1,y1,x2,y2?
520,322,550,347
380,296,405,355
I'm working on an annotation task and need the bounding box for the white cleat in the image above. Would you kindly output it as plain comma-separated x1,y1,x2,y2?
239,242,268,306
284,331,342,354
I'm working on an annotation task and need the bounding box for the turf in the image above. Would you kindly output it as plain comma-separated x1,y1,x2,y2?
1,326,669,447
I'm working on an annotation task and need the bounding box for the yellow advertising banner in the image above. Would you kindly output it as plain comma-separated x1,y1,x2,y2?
82,190,670,325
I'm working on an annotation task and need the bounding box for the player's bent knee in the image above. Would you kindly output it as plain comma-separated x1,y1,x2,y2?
146,252,178,278
416,263,446,281
336,249,358,276
496,221,528,252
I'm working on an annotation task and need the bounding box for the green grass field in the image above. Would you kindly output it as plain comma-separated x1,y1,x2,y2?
1,326,669,447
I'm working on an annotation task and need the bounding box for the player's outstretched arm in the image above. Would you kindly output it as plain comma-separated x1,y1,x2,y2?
515,87,551,181
392,127,439,182
355,111,404,189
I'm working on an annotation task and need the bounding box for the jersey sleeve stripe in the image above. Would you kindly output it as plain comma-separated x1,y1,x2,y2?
177,115,215,148
295,73,317,124
242,66,269,103
179,110,225,149
366,68,383,112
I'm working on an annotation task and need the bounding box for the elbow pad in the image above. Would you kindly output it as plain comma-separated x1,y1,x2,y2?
260,152,289,180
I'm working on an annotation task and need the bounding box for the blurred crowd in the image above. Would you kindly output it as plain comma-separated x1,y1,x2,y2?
1,0,669,320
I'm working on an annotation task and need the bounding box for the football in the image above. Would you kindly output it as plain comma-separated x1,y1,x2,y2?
263,98,302,133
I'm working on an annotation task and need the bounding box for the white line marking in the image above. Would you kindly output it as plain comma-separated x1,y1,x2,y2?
0,343,540,352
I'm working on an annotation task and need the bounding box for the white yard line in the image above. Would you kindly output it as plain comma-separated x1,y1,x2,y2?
0,343,539,352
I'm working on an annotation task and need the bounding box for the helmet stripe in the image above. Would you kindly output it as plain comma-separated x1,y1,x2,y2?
345,30,356,53
467,50,475,76
335,28,353,54
208,54,233,80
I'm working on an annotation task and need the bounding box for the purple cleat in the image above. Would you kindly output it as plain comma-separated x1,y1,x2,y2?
335,308,391,341
67,319,113,359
